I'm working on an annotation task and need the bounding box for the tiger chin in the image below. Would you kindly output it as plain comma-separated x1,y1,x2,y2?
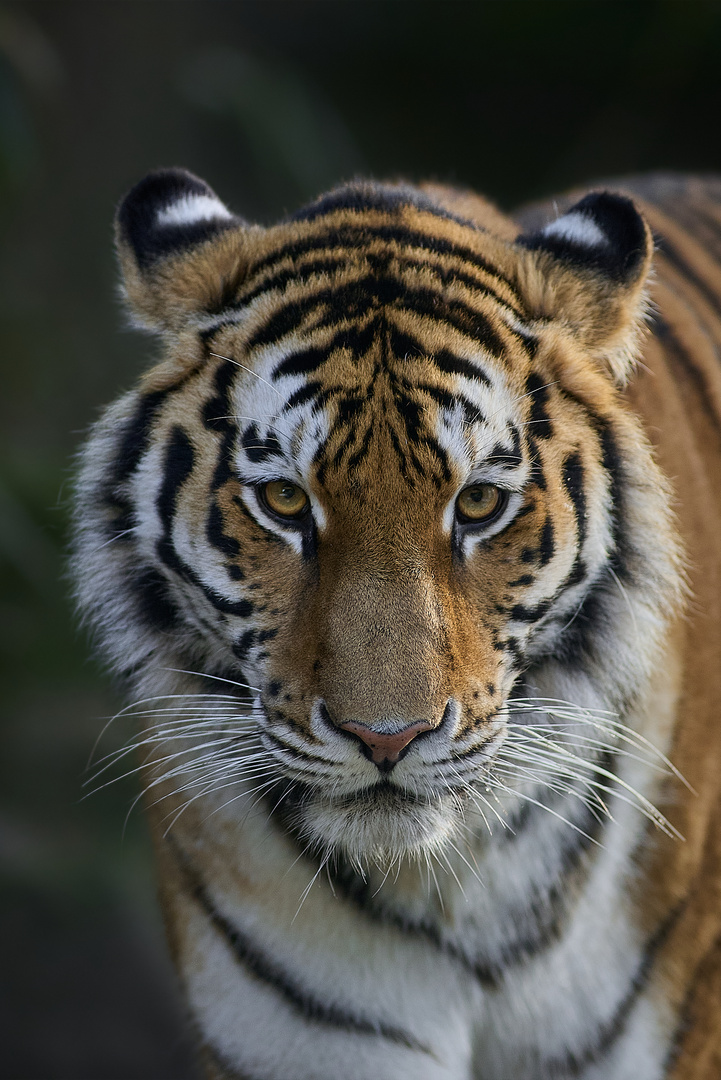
73,169,721,1079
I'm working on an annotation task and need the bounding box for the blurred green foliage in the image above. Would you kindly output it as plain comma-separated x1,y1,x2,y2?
1,1,721,1076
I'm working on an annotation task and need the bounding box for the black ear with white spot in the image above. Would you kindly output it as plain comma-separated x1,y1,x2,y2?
516,191,653,385
117,168,241,269
518,192,651,283
115,169,249,333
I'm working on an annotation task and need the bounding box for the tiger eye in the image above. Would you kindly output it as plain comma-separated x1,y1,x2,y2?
456,484,503,523
262,480,310,519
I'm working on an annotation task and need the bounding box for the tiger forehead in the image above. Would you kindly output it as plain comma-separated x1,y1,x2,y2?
227,337,530,502
205,203,538,496
236,201,528,321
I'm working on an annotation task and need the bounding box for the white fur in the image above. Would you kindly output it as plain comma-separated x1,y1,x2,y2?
543,212,608,249
156,194,233,228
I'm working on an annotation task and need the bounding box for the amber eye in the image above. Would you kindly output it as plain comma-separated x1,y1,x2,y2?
455,484,504,524
261,479,310,519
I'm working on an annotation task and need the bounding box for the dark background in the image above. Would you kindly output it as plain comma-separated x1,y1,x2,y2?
2,2,720,1076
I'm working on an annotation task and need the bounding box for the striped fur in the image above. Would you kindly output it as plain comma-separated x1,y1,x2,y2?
72,170,721,1078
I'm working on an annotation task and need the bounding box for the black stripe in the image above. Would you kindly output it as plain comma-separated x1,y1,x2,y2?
336,394,365,425
232,629,257,662
204,356,241,496
271,324,376,379
271,747,615,991
155,426,257,619
129,565,180,633
260,726,335,765
168,838,431,1054
345,421,374,473
100,388,173,534
247,222,526,312
156,425,195,529
114,390,172,487
562,452,587,548
389,327,492,386
251,274,507,357
288,181,443,222
561,450,588,588
663,927,721,1075
238,255,355,309
392,253,526,320
284,380,328,410
656,233,721,319
409,380,481,425
509,597,554,623
527,440,547,489
388,425,411,481
652,313,721,440
539,515,555,566
525,373,553,439
239,249,527,326
155,545,255,618
240,423,283,464
545,899,686,1077
207,500,241,558
598,421,631,583
421,433,452,483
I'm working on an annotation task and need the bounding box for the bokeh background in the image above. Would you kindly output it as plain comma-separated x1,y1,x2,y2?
2,2,721,1076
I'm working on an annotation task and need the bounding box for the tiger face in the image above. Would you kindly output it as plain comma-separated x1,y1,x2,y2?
75,171,681,869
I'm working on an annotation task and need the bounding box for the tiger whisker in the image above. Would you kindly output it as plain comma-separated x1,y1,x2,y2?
293,851,332,922
208,352,283,398
87,724,258,772
499,727,682,836
444,836,485,891
94,526,140,550
86,689,255,767
85,736,269,791
490,761,612,826
487,778,604,847
426,851,446,914
161,668,262,695
506,697,692,790
162,775,282,836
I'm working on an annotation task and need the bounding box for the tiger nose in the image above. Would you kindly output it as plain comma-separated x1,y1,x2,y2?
337,719,435,771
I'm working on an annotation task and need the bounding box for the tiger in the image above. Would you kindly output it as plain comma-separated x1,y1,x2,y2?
71,167,721,1079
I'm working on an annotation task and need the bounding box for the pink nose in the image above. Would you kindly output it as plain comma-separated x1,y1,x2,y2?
338,719,434,766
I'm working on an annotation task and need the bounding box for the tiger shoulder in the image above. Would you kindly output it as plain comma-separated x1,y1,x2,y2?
72,169,721,1079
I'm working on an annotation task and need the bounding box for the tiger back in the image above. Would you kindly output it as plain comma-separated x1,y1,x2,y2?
72,169,721,1079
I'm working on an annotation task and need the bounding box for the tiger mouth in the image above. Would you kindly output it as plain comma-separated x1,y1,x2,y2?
321,780,428,812
274,777,426,814
265,772,472,865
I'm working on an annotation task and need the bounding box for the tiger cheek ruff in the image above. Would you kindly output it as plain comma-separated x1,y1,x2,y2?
72,169,721,1079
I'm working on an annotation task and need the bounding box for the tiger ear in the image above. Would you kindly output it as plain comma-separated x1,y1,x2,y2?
517,192,654,385
115,169,249,333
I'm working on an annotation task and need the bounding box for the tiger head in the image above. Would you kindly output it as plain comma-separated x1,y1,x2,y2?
74,170,682,867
